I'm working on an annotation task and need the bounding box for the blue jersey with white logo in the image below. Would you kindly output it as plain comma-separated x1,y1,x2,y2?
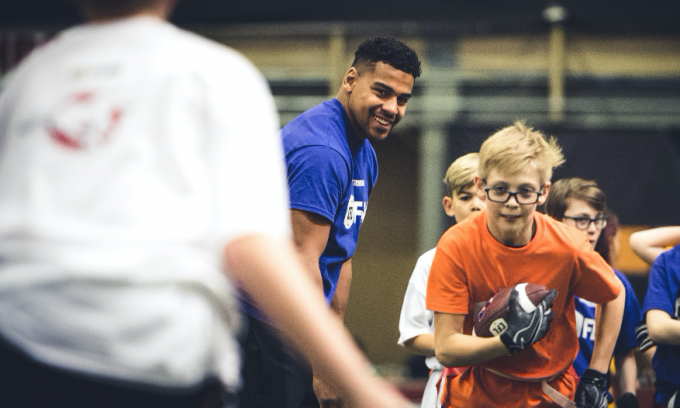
573,269,641,381
642,245,680,405
282,98,378,304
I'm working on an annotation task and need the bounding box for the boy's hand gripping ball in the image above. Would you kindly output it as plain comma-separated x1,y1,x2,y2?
473,283,558,355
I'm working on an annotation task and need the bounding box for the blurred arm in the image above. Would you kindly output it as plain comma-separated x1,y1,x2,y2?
629,226,680,264
403,333,435,356
647,309,680,345
614,350,638,396
224,234,410,408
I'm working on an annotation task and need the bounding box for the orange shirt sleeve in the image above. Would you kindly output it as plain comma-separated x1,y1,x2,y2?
571,238,621,302
426,226,471,315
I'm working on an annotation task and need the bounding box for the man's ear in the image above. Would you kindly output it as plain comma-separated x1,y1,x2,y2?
537,181,551,205
473,175,485,200
342,67,358,92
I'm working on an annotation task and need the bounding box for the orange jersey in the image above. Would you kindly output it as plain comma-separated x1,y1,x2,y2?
426,210,620,404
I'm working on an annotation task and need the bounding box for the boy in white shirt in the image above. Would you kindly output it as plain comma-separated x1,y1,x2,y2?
0,1,411,408
398,153,485,407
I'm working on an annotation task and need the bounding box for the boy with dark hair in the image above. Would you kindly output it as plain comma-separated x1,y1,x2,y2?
545,178,642,408
238,36,421,408
426,122,625,408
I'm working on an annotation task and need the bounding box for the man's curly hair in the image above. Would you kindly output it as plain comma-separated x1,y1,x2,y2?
352,36,422,79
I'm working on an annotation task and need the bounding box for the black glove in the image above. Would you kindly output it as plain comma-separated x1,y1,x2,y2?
615,392,639,408
635,323,655,352
499,288,557,354
575,368,608,408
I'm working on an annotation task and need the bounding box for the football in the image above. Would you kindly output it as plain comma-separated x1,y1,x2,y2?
473,283,551,337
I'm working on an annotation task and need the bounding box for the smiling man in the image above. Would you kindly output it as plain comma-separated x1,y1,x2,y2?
237,37,421,408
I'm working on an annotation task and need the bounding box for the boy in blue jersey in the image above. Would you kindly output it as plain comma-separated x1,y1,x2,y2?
641,244,680,408
238,37,422,408
545,178,641,408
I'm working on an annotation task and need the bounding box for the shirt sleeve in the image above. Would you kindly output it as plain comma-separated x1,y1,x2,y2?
572,238,621,303
398,249,436,345
286,145,349,222
210,52,291,245
426,235,469,315
642,252,680,318
614,271,642,355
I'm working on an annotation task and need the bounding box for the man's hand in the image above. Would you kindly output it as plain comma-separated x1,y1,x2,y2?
314,376,344,408
499,288,557,354
574,368,608,408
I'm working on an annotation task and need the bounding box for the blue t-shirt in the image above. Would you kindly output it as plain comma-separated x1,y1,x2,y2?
573,269,641,388
642,245,680,405
282,98,378,304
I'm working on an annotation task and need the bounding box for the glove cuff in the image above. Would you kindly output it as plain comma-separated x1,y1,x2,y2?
581,368,607,387
615,392,639,408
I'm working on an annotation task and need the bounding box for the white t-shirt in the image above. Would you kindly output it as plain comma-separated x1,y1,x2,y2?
398,248,443,371
0,16,290,391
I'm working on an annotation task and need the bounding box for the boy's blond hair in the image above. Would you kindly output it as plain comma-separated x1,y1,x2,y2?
443,153,479,196
478,121,564,184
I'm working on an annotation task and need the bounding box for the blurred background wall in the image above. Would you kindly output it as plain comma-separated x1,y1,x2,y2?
2,0,680,373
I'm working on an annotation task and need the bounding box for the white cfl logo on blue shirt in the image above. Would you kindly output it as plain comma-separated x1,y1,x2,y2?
575,311,596,341
344,195,367,229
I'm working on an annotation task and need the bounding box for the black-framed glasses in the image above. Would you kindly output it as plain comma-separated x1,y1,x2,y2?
563,215,608,230
482,183,544,205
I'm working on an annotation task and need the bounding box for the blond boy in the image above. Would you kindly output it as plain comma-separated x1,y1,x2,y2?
426,122,625,408
398,153,485,407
